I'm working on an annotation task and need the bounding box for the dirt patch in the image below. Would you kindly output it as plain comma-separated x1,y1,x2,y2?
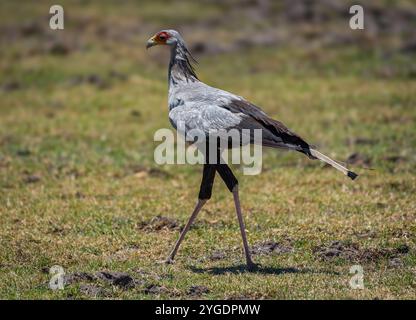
95,271,139,289
64,272,96,286
346,153,372,167
23,174,41,184
133,268,167,282
250,241,293,255
20,21,44,37
143,284,169,295
141,281,181,297
85,74,109,88
138,216,181,232
313,241,410,263
79,284,108,297
48,41,71,56
1,81,21,92
16,149,31,157
130,110,142,118
63,270,142,290
209,250,226,261
188,285,209,296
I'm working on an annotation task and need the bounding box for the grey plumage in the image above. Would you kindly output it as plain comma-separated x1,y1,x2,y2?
159,30,357,179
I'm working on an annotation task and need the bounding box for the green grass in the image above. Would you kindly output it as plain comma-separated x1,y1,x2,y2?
0,0,415,299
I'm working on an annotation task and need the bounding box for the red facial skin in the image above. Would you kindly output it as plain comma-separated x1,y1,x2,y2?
155,31,171,44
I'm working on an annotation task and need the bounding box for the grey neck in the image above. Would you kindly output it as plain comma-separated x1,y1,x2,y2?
168,42,198,87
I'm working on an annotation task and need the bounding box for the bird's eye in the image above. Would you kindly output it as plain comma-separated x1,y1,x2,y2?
159,34,167,40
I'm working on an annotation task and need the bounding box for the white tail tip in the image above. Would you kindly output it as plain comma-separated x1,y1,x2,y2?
309,149,358,180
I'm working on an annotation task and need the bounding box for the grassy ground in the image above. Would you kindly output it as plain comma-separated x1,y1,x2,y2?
0,0,415,299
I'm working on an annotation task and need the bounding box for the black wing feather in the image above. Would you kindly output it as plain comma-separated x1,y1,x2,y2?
221,99,314,157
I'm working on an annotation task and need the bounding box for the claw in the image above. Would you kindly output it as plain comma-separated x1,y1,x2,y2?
164,257,175,265
156,258,174,265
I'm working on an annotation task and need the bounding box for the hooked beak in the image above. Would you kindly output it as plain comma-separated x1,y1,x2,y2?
146,36,157,49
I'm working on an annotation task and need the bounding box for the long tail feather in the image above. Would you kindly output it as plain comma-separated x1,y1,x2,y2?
309,149,358,180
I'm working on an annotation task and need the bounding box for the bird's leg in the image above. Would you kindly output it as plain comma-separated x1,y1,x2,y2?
165,164,216,264
216,164,256,271
232,185,256,271
165,199,206,264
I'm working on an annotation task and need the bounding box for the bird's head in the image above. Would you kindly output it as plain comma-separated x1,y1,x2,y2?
146,29,184,49
146,29,198,79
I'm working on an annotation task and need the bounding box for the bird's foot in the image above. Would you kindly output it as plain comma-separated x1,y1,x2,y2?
164,257,175,265
246,261,258,272
156,257,175,265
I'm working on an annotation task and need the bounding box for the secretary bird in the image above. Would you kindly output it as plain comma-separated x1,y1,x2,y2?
147,30,358,271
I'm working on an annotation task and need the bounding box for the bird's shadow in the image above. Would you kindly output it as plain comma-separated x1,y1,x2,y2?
187,264,340,276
